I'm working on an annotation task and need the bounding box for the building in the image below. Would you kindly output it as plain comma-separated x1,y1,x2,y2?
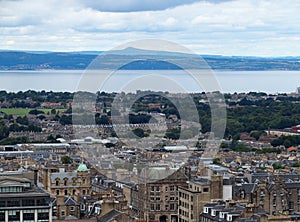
178,175,223,222
41,163,91,220
0,172,52,222
136,168,188,222
233,174,300,216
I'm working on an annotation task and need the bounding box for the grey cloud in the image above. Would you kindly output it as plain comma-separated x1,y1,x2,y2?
81,0,232,12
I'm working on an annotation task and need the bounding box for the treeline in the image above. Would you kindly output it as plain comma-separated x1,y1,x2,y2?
0,90,74,107
271,135,300,148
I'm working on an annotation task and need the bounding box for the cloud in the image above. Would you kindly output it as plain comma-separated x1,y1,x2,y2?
80,0,229,12
0,0,300,56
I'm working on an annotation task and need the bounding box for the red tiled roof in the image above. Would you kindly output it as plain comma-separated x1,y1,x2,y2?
287,146,298,152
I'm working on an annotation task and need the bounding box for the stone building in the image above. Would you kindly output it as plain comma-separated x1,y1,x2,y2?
234,174,300,216
41,163,91,220
178,175,223,222
136,167,188,222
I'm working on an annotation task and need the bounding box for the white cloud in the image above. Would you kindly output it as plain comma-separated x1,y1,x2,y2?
0,0,300,56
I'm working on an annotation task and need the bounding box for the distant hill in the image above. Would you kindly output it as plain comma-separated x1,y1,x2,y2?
1,48,300,70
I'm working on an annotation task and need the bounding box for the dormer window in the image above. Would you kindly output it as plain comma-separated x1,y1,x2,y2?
241,190,245,199
211,209,216,216
260,190,265,197
203,207,208,213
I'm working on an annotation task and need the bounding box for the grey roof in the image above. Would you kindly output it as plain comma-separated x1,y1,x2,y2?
50,171,77,183
98,209,122,222
64,196,78,206
65,215,78,220
285,182,300,189
139,167,177,182
234,183,257,194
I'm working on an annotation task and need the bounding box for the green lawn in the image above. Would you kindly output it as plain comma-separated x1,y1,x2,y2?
0,108,67,115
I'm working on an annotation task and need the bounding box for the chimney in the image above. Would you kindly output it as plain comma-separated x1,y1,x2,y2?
34,169,38,186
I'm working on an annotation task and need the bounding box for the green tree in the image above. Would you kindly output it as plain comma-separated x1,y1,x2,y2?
213,158,221,165
61,156,73,164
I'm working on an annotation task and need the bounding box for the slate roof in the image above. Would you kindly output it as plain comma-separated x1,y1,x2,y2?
50,171,77,183
97,209,122,222
64,196,78,206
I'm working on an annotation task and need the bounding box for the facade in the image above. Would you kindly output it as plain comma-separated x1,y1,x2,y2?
0,174,52,222
178,175,223,222
234,174,300,216
41,164,91,220
137,168,188,222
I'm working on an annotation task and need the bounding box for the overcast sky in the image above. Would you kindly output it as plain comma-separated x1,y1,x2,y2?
1,0,300,56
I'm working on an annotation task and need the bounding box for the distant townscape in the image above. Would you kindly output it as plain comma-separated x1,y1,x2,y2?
1,49,300,70
2,90,300,221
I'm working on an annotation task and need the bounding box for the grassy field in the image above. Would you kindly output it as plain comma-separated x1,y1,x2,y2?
0,108,67,115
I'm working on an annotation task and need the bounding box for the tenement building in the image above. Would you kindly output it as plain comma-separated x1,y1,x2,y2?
137,167,188,222
178,175,223,222
41,163,91,220
234,174,300,216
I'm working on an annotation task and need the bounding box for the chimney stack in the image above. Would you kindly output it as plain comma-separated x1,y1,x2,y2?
34,169,38,186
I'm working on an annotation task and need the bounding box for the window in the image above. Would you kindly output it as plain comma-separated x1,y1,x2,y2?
0,211,5,221
156,204,161,211
73,189,76,195
289,201,294,210
165,187,168,192
37,199,49,206
150,204,154,211
156,186,160,192
0,201,5,207
56,190,59,195
8,210,20,221
82,190,86,195
70,206,75,211
170,196,175,201
241,190,245,199
83,179,86,184
61,210,65,216
38,209,49,220
64,190,68,195
22,199,35,206
203,188,209,192
64,179,68,186
170,186,175,191
170,203,175,211
56,179,59,186
151,186,155,192
7,200,20,207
